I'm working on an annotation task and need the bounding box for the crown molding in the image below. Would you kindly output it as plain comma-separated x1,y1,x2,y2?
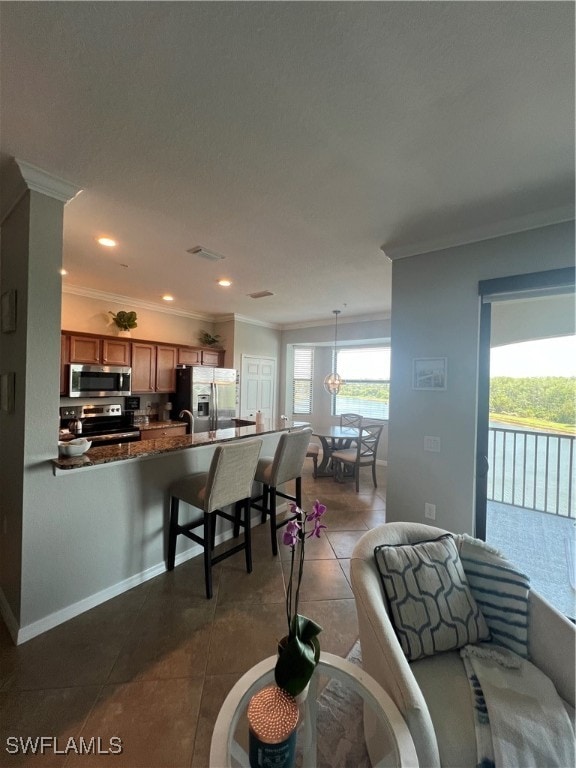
382,206,575,260
230,313,282,330
280,311,390,332
15,159,82,204
62,285,215,321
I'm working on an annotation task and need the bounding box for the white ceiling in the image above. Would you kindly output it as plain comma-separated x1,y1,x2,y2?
1,2,573,327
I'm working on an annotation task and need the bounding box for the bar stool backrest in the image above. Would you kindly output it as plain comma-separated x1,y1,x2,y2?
204,439,262,513
269,427,313,487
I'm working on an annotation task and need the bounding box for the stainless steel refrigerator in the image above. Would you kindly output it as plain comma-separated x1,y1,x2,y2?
172,366,239,432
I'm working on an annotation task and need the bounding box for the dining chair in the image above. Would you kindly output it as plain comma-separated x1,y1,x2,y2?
340,413,363,429
331,423,384,492
306,441,320,478
250,427,313,555
167,438,262,598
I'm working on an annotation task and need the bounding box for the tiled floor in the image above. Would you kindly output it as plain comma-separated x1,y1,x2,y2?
0,464,387,768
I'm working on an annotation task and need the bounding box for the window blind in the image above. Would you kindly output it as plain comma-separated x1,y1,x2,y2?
293,347,314,414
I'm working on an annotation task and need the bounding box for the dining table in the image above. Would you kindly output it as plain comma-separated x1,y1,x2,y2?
311,425,360,477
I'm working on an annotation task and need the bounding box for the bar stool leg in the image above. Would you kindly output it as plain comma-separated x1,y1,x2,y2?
260,485,269,524
167,496,179,571
203,512,213,599
243,499,253,573
295,476,302,507
269,487,278,556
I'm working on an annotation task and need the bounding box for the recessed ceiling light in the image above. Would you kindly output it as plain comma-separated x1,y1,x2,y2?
162,295,174,301
59,268,68,276
218,279,232,287
97,237,117,247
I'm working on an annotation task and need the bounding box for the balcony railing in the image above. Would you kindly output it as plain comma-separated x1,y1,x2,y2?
488,426,575,518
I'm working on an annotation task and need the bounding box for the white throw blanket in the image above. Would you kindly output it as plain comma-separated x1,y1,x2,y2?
461,643,575,768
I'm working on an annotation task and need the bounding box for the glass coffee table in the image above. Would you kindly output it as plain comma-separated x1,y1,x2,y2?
209,651,418,768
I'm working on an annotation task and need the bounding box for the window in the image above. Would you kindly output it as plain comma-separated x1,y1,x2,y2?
293,347,314,414
334,347,390,420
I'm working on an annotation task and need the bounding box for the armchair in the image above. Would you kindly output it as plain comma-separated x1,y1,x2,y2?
351,522,575,768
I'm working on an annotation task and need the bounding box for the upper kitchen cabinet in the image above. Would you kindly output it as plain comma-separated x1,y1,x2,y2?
156,345,177,392
68,334,131,366
177,347,201,366
200,349,222,366
177,347,224,366
131,343,177,393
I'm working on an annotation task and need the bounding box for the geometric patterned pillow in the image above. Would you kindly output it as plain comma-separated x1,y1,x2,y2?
374,535,491,661
457,534,530,658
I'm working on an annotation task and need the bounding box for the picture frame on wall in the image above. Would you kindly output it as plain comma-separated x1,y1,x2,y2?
1,289,16,333
412,357,447,391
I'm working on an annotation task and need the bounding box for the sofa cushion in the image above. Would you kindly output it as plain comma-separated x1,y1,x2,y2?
374,535,490,661
457,534,530,658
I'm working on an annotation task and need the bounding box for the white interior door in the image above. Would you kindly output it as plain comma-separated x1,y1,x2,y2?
240,355,276,421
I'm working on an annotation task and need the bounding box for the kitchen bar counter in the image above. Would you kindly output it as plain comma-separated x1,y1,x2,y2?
53,420,309,473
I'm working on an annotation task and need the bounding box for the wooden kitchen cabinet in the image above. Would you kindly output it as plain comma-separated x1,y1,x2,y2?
177,347,224,366
155,346,177,392
69,335,101,364
201,349,222,366
131,343,156,393
69,334,130,366
140,424,187,440
177,347,201,366
131,343,177,393
102,339,131,366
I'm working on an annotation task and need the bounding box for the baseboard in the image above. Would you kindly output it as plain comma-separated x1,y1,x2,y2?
0,586,20,645
5,503,288,646
12,521,246,645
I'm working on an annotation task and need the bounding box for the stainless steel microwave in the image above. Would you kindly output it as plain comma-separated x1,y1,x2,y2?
69,364,131,398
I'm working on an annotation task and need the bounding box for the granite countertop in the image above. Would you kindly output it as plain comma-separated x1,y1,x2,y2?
139,420,188,430
53,420,309,472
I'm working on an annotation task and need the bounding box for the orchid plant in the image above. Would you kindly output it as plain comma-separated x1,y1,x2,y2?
274,499,327,697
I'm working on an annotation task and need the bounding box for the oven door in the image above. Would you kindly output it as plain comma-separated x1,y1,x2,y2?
69,364,131,397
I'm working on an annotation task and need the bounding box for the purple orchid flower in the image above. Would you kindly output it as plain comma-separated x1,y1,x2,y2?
306,500,326,522
307,519,327,539
282,518,301,547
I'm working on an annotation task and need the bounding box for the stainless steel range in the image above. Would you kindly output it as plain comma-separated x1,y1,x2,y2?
59,404,140,446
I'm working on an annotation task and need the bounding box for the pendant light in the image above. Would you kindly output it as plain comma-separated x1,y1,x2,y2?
324,310,343,395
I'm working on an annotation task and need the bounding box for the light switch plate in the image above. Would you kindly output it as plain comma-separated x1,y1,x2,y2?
424,502,436,520
424,435,441,452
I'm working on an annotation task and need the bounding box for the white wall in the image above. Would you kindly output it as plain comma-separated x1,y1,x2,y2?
232,318,281,369
62,291,215,347
386,221,575,534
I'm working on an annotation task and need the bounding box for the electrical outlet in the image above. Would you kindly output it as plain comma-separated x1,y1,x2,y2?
424,436,441,452
424,502,436,520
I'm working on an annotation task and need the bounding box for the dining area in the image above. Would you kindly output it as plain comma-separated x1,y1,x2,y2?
308,414,385,493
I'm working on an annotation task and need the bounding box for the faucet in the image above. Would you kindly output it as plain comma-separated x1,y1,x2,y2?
179,410,195,435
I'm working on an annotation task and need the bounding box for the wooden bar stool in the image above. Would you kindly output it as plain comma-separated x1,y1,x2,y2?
167,438,262,598
250,427,313,555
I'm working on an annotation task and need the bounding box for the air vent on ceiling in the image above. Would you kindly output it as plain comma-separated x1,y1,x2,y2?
248,290,275,299
186,246,225,261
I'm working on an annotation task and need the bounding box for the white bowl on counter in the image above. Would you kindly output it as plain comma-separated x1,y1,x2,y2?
58,438,92,457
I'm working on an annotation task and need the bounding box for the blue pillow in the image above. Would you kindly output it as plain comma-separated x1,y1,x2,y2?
457,535,530,658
